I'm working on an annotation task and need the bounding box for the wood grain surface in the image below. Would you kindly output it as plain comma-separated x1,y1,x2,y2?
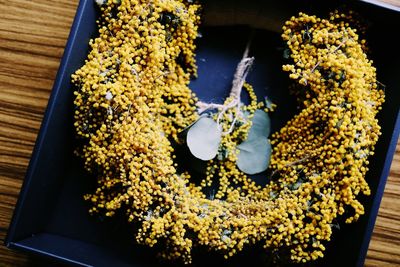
0,0,398,266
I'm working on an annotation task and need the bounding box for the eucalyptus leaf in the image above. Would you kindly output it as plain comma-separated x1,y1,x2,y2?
331,222,340,230
248,109,271,140
242,110,251,119
237,138,272,175
186,117,222,161
269,191,278,199
283,48,291,59
290,181,302,190
217,147,229,161
264,97,274,110
95,0,107,6
181,118,199,133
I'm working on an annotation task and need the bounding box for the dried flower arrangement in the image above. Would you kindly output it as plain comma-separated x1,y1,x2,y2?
72,0,384,264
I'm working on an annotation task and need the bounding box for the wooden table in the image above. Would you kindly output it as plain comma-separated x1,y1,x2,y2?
0,0,398,266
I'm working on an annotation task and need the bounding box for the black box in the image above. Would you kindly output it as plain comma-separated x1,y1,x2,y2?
5,0,400,266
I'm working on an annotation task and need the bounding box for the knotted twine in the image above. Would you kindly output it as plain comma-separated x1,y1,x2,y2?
196,40,254,135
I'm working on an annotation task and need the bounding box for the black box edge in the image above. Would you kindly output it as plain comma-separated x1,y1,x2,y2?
4,0,89,247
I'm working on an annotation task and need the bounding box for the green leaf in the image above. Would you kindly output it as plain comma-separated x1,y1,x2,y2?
283,48,291,59
217,147,229,161
95,0,107,6
264,97,274,110
331,222,340,230
269,191,278,199
242,110,251,119
186,117,222,161
248,109,271,140
290,181,302,190
237,138,272,175
181,115,206,133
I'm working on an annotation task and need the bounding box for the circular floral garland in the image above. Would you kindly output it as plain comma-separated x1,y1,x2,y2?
72,0,384,264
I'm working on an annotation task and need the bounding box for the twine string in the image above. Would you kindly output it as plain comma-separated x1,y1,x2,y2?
196,36,255,135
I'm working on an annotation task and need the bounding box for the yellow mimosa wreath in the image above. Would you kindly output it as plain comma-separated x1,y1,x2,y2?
72,0,384,264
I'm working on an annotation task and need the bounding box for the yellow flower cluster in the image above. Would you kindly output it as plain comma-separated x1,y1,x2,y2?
200,82,262,201
275,11,384,222
73,1,384,264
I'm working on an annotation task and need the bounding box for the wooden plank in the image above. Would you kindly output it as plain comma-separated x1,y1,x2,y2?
0,0,398,266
